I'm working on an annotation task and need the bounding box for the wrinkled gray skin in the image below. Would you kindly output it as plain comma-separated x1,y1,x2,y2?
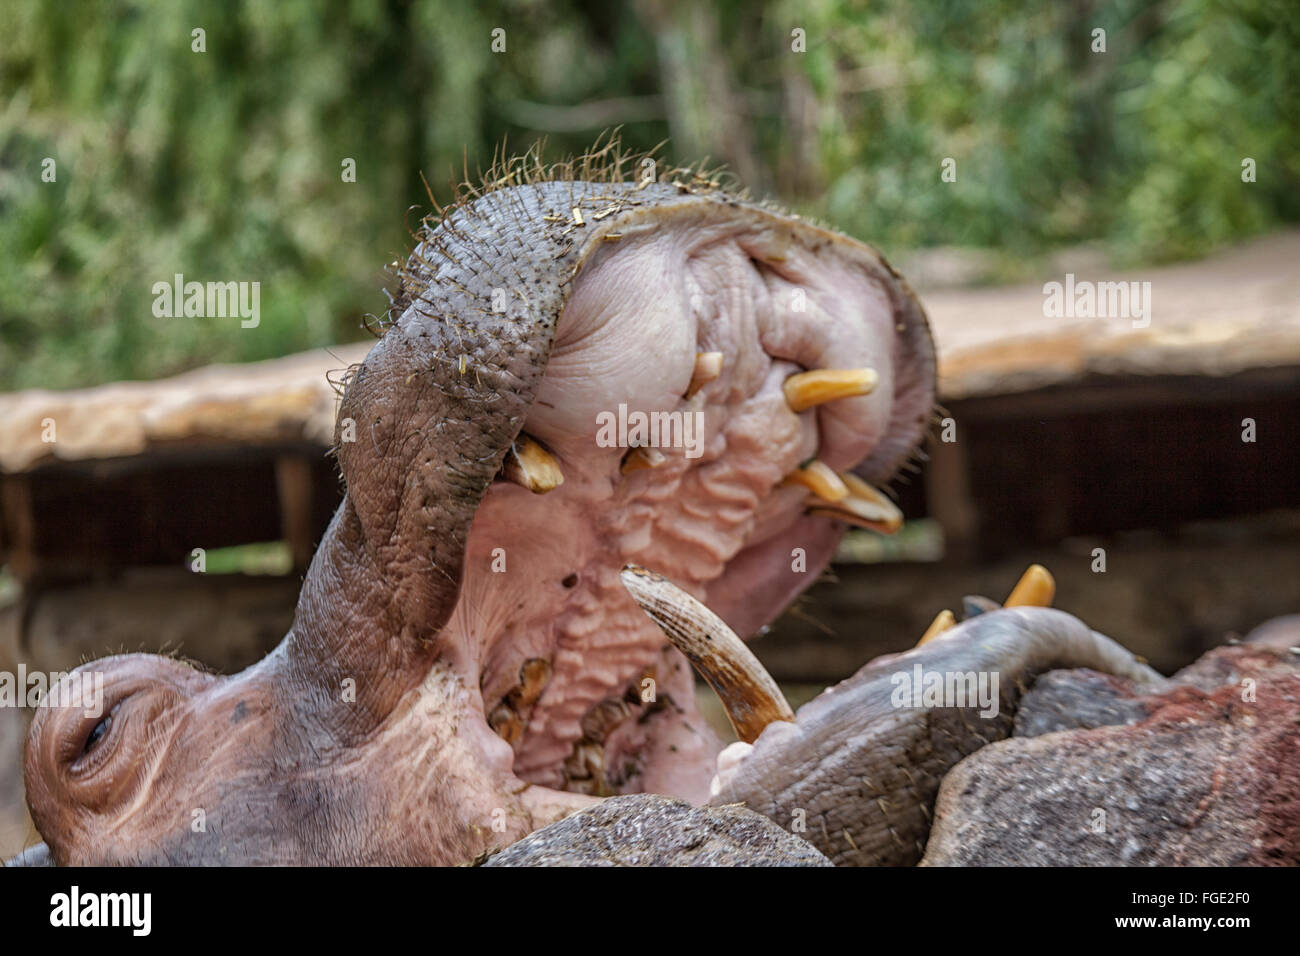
919,619,1300,866
484,794,831,866
708,608,1161,865
16,165,1155,866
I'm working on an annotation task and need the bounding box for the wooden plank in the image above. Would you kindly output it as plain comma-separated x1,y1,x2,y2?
925,230,1300,400
0,344,368,474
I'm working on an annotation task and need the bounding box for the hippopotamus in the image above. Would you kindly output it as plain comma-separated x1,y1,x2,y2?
16,141,1164,866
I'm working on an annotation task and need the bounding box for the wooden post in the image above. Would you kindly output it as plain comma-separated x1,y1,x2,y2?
924,433,980,563
0,476,37,582
274,455,314,572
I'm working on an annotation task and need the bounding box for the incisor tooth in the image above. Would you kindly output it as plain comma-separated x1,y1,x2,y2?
501,435,564,494
806,472,903,534
782,460,849,502
620,565,795,744
806,501,901,534
916,609,956,646
1004,564,1056,608
621,446,666,474
783,367,878,413
686,351,724,398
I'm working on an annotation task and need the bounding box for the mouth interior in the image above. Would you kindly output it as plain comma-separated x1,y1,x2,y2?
440,213,917,804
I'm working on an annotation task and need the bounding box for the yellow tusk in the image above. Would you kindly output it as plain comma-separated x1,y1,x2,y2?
782,460,850,502
783,368,879,413
686,351,724,398
621,446,666,474
806,472,903,534
1003,564,1056,608
916,609,956,646
501,435,564,494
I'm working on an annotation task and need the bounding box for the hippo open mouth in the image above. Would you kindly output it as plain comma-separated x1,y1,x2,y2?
433,166,935,806
17,141,1157,866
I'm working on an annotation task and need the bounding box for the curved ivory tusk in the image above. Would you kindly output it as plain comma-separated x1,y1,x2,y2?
620,565,795,743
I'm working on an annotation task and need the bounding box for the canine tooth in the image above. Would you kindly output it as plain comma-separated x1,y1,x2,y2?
686,351,724,398
502,435,564,493
783,368,878,412
783,460,850,502
620,565,794,744
1004,564,1056,608
621,446,666,474
806,473,903,534
916,609,956,646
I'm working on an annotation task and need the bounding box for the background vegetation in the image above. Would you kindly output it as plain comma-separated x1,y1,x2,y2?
1,0,1296,390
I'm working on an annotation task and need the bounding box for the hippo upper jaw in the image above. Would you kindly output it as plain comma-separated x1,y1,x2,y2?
23,148,937,865
381,183,937,817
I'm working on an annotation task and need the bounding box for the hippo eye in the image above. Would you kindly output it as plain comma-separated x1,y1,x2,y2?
77,701,123,760
82,713,112,755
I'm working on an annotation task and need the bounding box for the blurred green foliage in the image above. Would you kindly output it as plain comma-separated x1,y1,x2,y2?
1,0,1295,390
